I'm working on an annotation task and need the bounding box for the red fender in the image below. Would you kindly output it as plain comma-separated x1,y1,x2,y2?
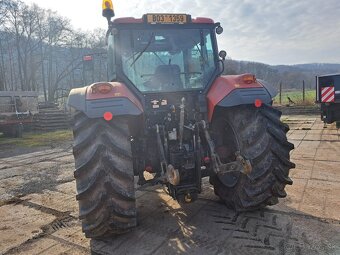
86,82,143,111
206,74,264,121
68,82,143,119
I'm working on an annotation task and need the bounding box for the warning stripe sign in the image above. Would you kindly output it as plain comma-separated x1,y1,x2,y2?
321,87,335,102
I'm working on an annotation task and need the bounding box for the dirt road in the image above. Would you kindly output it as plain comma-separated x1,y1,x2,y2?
0,115,339,255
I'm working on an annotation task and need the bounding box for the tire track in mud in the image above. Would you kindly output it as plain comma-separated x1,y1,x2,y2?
3,186,340,255
206,203,339,255
2,197,85,255
0,148,73,170
0,146,74,203
91,184,340,255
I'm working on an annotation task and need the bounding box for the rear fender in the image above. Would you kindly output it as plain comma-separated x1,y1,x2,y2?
206,74,277,122
68,82,143,118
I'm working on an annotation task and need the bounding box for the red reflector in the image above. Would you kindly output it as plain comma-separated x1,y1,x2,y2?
83,55,93,61
103,112,113,121
255,99,262,108
203,157,211,164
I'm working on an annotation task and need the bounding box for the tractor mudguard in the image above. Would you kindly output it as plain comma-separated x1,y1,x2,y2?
68,87,87,113
257,79,278,98
68,82,143,118
206,74,277,121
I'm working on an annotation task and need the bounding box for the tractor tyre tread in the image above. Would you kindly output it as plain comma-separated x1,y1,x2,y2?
210,104,295,212
72,112,136,238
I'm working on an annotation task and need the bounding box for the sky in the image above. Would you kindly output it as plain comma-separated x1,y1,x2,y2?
22,0,340,65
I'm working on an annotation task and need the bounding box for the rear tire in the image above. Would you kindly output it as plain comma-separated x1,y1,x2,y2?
72,112,136,238
210,104,295,211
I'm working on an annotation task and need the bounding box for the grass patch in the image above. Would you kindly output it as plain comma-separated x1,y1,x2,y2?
0,129,73,147
274,90,316,106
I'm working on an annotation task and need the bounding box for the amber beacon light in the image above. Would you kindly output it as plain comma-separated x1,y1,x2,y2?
102,0,115,20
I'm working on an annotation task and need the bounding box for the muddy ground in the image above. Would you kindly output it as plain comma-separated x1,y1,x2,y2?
0,115,339,255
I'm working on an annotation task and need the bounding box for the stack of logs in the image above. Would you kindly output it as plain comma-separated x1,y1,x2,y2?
34,105,71,131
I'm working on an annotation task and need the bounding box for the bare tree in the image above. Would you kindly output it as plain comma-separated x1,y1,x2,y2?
0,0,10,90
43,10,74,101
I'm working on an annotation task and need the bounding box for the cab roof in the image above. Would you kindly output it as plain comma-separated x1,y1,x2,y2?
113,16,214,24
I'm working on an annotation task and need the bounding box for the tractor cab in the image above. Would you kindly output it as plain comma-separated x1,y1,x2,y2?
107,14,224,95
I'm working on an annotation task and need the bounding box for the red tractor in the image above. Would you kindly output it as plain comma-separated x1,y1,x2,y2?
68,1,295,238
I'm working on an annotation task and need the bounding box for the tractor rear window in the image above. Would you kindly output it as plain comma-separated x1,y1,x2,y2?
118,28,216,92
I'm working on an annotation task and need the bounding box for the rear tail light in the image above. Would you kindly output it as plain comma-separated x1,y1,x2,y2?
92,83,113,94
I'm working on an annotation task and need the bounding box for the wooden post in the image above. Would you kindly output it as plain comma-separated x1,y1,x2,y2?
303,80,305,103
279,82,282,105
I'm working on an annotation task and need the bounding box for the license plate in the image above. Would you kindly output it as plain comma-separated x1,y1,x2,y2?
146,14,187,24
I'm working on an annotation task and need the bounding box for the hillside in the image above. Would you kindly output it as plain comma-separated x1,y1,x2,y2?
224,60,340,90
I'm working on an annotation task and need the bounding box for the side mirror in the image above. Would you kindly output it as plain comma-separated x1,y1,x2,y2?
219,50,227,61
102,0,115,21
215,23,223,35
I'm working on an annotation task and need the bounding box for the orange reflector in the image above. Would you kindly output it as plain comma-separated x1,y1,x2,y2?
92,83,113,94
243,74,256,84
103,112,113,121
255,99,262,108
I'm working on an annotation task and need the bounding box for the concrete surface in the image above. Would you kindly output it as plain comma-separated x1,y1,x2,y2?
0,115,339,255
